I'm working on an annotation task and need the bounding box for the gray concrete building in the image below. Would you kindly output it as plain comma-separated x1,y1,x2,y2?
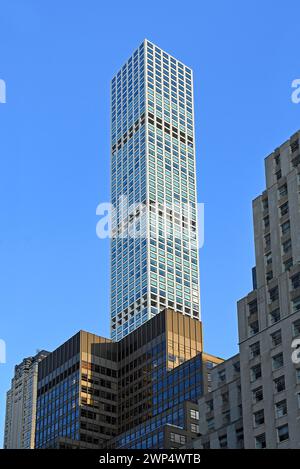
238,130,300,448
4,351,49,448
3,389,12,449
188,130,300,451
201,352,224,393
192,354,243,449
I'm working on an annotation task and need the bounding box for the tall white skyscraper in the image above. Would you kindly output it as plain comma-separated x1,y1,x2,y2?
110,40,201,340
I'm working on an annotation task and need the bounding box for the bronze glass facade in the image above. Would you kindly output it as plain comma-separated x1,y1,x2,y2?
35,309,204,449
110,309,203,448
35,332,118,449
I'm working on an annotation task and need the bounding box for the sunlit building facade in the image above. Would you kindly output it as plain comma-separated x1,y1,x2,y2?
34,309,206,449
110,308,203,448
35,332,118,449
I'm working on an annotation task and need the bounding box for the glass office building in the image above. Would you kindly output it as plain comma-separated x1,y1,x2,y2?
35,332,118,449
111,40,200,340
34,310,204,449
109,308,203,449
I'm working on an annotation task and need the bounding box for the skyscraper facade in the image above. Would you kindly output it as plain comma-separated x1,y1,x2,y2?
188,130,300,450
4,351,49,449
109,308,203,449
193,354,243,449
238,130,300,448
35,332,118,449
111,40,200,340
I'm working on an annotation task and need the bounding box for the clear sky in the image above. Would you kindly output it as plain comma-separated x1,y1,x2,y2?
0,0,299,445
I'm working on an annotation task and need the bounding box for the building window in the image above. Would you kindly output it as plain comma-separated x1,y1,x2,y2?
170,433,186,444
190,409,199,420
254,409,265,427
255,433,266,449
293,319,300,337
218,434,227,448
282,239,292,254
236,428,244,448
275,400,287,418
222,392,229,404
277,424,289,443
262,198,268,211
272,353,284,370
218,369,226,383
206,399,213,412
263,216,270,230
266,270,273,282
207,418,214,431
292,297,300,313
269,287,279,303
284,258,293,272
222,410,231,424
251,364,262,382
271,330,282,347
250,342,261,359
191,423,199,434
233,361,240,373
249,320,259,336
278,184,288,198
274,376,285,393
269,309,280,324
265,234,271,251
265,252,272,265
291,273,300,289
252,386,263,403
207,372,212,391
206,361,216,370
280,202,289,217
291,139,299,153
248,300,258,315
281,220,290,235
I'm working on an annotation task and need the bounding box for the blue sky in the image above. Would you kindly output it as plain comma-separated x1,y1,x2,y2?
0,0,299,445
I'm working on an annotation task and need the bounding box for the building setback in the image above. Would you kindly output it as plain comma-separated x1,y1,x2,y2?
4,351,49,449
110,40,201,340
